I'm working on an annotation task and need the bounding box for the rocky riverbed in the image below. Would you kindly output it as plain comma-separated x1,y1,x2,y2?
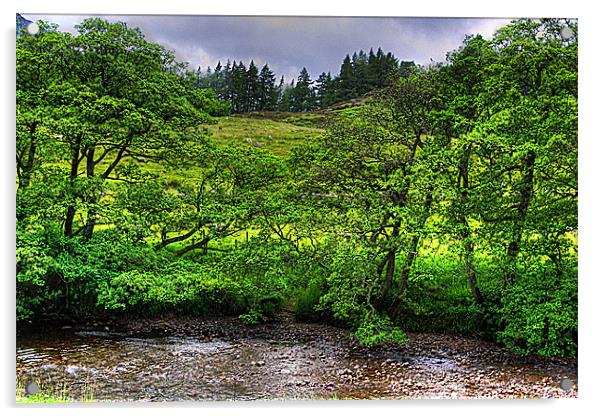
16,314,577,401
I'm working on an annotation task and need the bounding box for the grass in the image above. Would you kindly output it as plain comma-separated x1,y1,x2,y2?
86,112,325,193
16,395,69,404
16,379,95,403
40,111,325,185
202,114,324,156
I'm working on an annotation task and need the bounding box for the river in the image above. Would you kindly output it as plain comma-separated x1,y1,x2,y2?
16,314,577,401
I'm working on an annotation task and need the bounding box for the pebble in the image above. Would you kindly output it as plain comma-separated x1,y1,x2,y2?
16,315,578,400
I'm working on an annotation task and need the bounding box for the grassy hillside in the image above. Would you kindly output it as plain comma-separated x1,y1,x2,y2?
199,97,375,157
202,112,326,157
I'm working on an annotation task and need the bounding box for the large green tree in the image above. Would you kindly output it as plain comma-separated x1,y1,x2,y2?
16,18,224,317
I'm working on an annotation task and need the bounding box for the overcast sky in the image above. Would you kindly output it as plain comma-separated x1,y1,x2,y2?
25,14,510,81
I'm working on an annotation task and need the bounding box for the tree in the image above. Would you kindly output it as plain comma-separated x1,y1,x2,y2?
17,18,218,241
315,72,335,108
473,19,578,286
436,34,497,305
292,68,444,317
352,50,370,95
433,19,578,353
291,67,316,111
16,18,235,318
277,78,295,111
258,63,278,111
336,54,356,101
115,144,287,256
245,60,260,112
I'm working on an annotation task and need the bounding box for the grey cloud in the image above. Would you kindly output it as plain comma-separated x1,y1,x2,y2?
25,14,510,81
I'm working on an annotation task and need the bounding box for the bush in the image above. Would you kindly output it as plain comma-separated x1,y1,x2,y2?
497,264,577,357
239,309,265,325
309,240,410,346
315,240,379,327
96,239,298,320
394,255,504,338
16,227,159,319
216,240,296,319
353,311,408,347
96,261,248,316
16,226,56,320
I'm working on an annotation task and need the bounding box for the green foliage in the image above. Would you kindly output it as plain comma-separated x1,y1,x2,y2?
353,311,408,347
17,227,168,319
180,79,231,116
16,227,56,319
315,241,380,327
291,240,410,347
498,264,577,357
293,278,327,321
389,254,501,337
95,239,299,320
216,240,294,317
96,261,248,316
239,310,265,325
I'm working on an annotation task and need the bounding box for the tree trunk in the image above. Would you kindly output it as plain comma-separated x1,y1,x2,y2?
402,192,432,289
154,226,200,251
176,236,211,256
389,191,433,318
17,121,37,191
462,227,484,304
457,144,484,304
64,140,82,237
82,146,97,240
377,220,400,309
504,150,536,286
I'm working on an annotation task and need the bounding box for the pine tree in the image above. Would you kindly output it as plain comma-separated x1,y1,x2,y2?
291,67,316,111
213,61,226,100
366,48,378,89
349,50,367,95
229,60,248,112
246,60,260,112
258,63,277,111
275,75,286,110
336,54,356,101
277,78,295,111
383,52,399,84
316,71,335,108
199,48,407,112
399,60,416,78
223,60,233,103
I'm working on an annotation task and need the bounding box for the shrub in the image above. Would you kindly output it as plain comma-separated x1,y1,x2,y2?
353,311,408,347
239,310,265,325
497,264,577,357
96,261,248,316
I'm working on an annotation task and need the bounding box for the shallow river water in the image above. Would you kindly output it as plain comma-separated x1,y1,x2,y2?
16,315,578,401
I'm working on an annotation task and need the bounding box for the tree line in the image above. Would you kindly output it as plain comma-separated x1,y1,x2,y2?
192,48,414,112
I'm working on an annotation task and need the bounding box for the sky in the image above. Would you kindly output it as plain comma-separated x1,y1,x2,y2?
25,14,510,82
